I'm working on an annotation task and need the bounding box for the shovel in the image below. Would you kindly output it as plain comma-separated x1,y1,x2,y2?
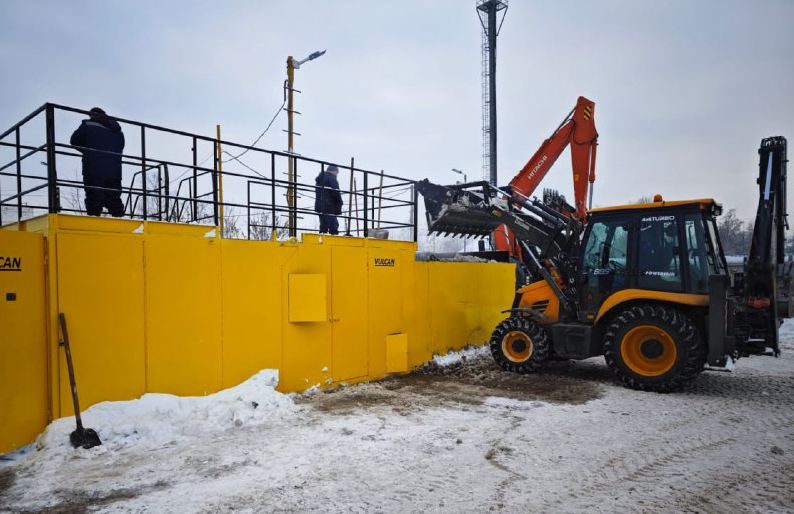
59,313,102,449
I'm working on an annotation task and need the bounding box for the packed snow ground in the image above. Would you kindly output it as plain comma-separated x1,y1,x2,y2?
2,326,794,514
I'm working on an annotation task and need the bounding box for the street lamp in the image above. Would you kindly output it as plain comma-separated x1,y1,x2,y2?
285,49,326,236
451,168,468,252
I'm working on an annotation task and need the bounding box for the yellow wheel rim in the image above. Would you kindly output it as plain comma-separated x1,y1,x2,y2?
620,325,677,377
502,331,533,363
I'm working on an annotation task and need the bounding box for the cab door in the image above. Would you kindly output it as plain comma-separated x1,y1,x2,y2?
635,212,685,293
577,216,633,321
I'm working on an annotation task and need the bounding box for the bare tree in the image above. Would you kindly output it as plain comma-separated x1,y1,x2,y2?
718,209,751,256
221,207,243,239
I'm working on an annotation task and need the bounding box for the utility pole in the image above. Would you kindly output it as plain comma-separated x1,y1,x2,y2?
284,50,326,237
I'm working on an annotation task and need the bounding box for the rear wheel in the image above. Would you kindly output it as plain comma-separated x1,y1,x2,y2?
603,305,705,392
490,317,549,374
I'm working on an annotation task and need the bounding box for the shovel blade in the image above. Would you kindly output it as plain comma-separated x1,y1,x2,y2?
70,427,102,449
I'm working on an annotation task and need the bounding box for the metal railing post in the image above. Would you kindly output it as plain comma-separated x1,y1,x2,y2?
246,181,251,240
157,165,163,220
211,137,219,227
45,104,59,214
140,126,147,220
346,157,354,236
363,170,369,237
271,153,276,237
15,128,22,221
192,136,198,222
163,163,170,221
413,183,418,243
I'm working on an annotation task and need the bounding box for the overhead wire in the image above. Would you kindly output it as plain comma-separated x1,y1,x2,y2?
171,97,288,183
222,97,287,163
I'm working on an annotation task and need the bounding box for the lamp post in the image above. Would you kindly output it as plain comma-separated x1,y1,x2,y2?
451,168,468,251
285,49,326,236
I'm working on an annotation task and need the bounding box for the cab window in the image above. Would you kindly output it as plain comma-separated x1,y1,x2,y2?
706,218,727,274
582,220,628,273
636,215,682,292
684,213,710,293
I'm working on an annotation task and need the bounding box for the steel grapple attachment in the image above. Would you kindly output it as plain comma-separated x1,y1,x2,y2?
416,179,581,263
415,179,503,238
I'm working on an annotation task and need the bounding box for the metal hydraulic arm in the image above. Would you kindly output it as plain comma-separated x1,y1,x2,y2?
416,180,579,259
508,96,598,220
741,136,791,353
416,179,582,311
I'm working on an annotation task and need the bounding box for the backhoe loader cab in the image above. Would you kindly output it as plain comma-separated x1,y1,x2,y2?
576,198,725,320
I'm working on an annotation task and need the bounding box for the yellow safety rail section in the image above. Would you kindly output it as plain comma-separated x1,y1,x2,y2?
0,215,514,453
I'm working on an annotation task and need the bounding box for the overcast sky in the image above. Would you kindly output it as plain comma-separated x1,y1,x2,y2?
2,0,793,222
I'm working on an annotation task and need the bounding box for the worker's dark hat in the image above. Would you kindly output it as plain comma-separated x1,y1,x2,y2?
326,164,339,173
88,107,106,117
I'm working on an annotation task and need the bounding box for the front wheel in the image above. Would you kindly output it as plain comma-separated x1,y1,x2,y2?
489,317,549,374
603,305,705,392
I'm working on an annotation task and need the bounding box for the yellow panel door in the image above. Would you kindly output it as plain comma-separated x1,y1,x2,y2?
331,246,368,381
144,235,222,396
56,233,146,415
220,240,289,389
0,230,47,454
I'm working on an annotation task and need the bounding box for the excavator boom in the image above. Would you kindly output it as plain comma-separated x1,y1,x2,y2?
508,96,598,220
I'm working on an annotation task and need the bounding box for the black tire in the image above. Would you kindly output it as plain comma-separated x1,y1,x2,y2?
489,317,549,374
603,305,705,393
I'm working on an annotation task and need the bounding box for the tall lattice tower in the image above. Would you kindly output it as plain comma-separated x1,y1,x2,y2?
477,0,508,186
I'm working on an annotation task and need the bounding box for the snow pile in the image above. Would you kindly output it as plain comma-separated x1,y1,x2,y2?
779,319,794,351
431,344,490,367
438,254,493,263
34,369,295,457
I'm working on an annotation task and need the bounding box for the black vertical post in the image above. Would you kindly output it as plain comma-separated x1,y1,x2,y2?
15,128,22,221
211,137,219,227
192,136,198,222
163,163,170,221
412,183,418,243
363,170,369,237
140,126,147,220
246,181,251,240
45,104,58,213
159,166,164,220
270,153,276,237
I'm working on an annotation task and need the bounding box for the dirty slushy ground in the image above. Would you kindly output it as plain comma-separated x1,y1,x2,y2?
2,332,793,514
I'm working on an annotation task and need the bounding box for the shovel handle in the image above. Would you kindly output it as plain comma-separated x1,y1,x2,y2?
59,313,84,431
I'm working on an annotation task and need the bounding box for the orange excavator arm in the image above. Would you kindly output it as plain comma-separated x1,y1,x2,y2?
508,96,598,220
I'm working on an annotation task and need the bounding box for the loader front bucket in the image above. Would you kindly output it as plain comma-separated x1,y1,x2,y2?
416,179,501,238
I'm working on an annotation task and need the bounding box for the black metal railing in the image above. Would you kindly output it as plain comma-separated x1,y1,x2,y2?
0,103,419,242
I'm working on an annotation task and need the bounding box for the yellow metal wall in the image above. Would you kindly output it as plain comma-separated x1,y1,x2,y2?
1,215,515,453
0,230,48,454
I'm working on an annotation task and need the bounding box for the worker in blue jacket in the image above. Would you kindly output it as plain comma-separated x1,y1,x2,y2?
314,164,343,234
70,107,126,217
